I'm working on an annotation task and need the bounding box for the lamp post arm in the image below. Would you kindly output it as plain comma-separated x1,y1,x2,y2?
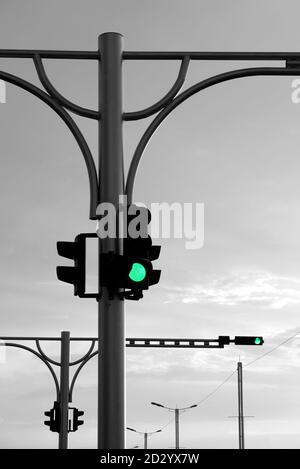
0,70,99,219
35,340,61,366
0,342,59,400
69,340,96,366
123,56,190,121
33,55,99,120
69,350,98,402
125,65,300,203
35,339,96,367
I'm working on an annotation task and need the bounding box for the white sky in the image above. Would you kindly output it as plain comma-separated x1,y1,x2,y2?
1,0,300,449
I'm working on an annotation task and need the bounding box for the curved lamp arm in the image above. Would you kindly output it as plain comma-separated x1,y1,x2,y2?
35,340,61,366
33,55,99,120
125,66,300,203
69,340,96,366
69,350,98,402
0,70,99,219
0,342,59,400
124,56,190,121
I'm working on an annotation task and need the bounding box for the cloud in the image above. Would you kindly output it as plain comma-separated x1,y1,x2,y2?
165,271,300,309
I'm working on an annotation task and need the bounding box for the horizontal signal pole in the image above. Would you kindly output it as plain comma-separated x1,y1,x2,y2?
0,336,264,348
126,338,225,348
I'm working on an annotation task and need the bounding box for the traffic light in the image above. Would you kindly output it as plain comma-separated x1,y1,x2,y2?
57,234,85,297
234,336,264,346
56,233,97,298
100,205,161,300
73,408,84,431
44,401,60,433
125,205,161,297
68,407,85,432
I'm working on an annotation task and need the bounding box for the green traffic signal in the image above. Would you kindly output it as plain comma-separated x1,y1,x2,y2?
129,262,147,282
234,336,264,345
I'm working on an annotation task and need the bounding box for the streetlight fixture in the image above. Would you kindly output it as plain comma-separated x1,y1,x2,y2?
151,401,197,449
127,426,162,449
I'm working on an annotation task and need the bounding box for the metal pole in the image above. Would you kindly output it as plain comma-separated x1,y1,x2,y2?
175,408,179,449
144,433,148,449
98,32,125,449
59,331,70,449
237,361,245,450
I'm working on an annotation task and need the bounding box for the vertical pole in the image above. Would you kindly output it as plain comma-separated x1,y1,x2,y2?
237,361,245,450
175,408,179,449
59,331,70,449
144,433,148,449
98,32,125,449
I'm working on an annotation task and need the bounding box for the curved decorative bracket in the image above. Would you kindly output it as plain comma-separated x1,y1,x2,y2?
1,338,98,404
125,66,300,202
1,342,59,400
69,350,98,402
123,56,190,121
69,340,96,366
33,55,99,120
0,70,99,219
35,340,61,367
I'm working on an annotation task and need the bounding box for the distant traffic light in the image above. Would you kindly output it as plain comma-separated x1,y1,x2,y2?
56,233,97,298
72,408,84,432
100,205,161,300
44,401,60,433
234,336,264,346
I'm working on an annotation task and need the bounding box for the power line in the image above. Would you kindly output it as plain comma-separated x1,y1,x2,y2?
159,415,175,430
244,330,300,368
193,369,237,408
190,330,300,410
192,331,300,408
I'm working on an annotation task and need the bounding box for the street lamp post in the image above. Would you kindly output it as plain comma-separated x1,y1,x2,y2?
58,331,70,449
127,426,162,449
175,408,179,450
151,402,197,449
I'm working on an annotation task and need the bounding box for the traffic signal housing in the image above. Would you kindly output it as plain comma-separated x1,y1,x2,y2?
57,235,85,297
234,336,264,346
124,206,161,297
68,407,85,432
56,234,97,298
100,205,161,300
44,401,60,433
73,408,84,432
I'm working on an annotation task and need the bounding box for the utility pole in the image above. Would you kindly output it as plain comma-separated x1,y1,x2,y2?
98,32,125,449
58,331,70,449
228,362,254,449
144,432,148,450
237,361,244,450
